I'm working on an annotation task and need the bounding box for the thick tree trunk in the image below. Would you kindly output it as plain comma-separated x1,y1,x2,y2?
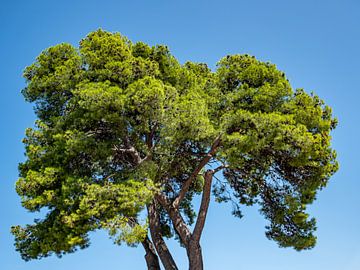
141,236,161,270
148,201,178,270
187,239,204,270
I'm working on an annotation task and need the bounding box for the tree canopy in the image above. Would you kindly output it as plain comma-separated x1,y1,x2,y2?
12,29,338,270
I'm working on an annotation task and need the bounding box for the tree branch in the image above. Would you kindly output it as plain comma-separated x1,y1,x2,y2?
114,145,152,166
146,122,158,149
141,235,161,270
127,217,160,270
155,193,192,245
114,145,142,164
173,135,221,208
192,170,214,242
213,164,229,174
147,201,178,270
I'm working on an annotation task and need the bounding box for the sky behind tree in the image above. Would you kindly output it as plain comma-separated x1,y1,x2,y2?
0,1,359,269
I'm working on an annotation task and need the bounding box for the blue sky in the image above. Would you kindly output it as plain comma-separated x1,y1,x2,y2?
1,0,359,269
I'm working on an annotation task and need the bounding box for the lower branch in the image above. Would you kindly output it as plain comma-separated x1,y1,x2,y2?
155,168,219,270
155,193,192,245
141,236,161,270
192,170,213,242
186,170,214,270
148,201,178,270
173,135,221,207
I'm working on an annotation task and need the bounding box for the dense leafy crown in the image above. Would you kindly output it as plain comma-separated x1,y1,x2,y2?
13,30,338,260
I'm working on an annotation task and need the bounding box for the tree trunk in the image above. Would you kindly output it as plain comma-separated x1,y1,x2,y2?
154,170,216,270
141,236,161,270
148,201,178,270
186,170,213,270
187,239,204,270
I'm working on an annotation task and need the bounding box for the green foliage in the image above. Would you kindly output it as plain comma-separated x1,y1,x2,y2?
13,29,338,260
216,55,337,250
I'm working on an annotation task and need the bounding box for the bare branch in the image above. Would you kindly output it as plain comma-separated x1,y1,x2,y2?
141,235,161,270
126,217,160,269
155,193,192,244
114,145,142,164
192,170,214,242
154,192,172,207
213,164,229,174
173,135,221,208
147,201,178,270
114,144,151,166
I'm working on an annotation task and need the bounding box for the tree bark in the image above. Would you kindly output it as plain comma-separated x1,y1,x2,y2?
192,170,213,242
186,170,213,270
155,193,192,244
187,239,204,270
141,236,161,270
148,201,178,270
173,135,221,207
155,170,215,270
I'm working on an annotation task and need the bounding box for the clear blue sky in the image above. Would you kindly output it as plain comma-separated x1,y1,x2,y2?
1,0,359,269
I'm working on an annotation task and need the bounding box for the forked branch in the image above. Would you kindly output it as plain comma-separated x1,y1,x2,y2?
173,135,221,208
